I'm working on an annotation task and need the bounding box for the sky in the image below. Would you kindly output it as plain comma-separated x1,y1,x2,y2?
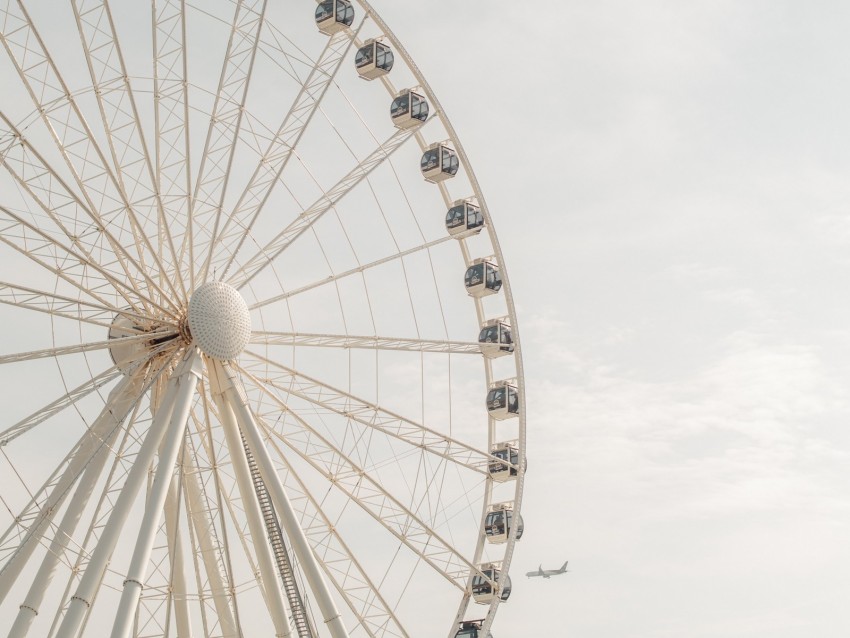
376,1,850,636
1,1,850,637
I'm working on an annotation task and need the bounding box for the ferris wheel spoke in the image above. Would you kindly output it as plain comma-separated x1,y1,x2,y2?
249,416,409,638
0,281,144,331
0,367,123,448
250,234,453,311
0,114,172,316
0,3,180,313
0,205,176,318
190,0,268,287
0,332,175,366
228,122,427,290
153,0,192,297
212,26,360,281
250,331,484,355
0,369,151,607
232,364,490,593
0,337,174,448
71,0,184,303
240,354,501,476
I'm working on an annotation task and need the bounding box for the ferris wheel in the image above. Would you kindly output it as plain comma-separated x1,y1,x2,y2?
0,1,526,637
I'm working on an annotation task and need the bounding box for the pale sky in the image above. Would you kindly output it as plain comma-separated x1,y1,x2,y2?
378,2,850,636
1,2,849,637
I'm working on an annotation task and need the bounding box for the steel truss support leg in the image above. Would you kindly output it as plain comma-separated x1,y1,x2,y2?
56,349,201,638
214,359,350,638
0,374,143,605
163,472,194,638
181,441,239,638
208,362,292,638
6,375,144,638
110,352,203,638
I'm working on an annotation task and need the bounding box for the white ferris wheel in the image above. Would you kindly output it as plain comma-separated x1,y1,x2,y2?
0,1,526,637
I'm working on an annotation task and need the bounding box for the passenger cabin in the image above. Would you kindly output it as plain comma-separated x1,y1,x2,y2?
421,141,459,182
465,258,501,298
315,0,354,34
489,441,520,482
355,39,394,79
478,319,513,358
446,200,485,238
390,89,428,129
471,563,511,604
486,380,519,420
455,620,492,638
484,502,524,544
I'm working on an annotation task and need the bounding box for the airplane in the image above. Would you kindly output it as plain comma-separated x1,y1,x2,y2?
526,561,568,579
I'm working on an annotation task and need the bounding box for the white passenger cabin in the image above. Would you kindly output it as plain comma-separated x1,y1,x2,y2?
446,200,485,238
489,441,520,482
355,39,394,79
390,89,428,129
484,502,524,544
486,379,519,420
471,562,511,604
478,318,513,358
421,141,459,183
465,257,501,298
315,0,354,35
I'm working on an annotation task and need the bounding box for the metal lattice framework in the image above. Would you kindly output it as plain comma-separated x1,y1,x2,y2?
0,1,526,637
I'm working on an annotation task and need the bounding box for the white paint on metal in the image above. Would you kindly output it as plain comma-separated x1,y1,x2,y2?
188,282,252,360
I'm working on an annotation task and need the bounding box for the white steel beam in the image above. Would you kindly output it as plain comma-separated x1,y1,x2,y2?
152,0,192,295
0,281,167,331
249,235,453,311
0,112,162,315
55,349,200,638
238,368,493,592
0,1,180,313
0,367,123,447
257,423,408,637
0,204,173,319
0,372,144,608
71,0,183,305
109,352,202,638
215,359,350,638
181,437,239,638
6,375,144,638
162,467,194,638
0,332,174,366
250,331,483,355
207,362,292,638
191,0,268,286
240,353,508,475
213,27,358,281
227,124,423,290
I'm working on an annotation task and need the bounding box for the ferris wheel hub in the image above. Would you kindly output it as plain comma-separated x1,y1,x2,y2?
187,281,252,360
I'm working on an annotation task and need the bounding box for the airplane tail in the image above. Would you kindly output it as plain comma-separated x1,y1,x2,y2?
559,560,569,572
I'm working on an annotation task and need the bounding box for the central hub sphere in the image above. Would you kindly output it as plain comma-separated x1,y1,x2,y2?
187,282,252,360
